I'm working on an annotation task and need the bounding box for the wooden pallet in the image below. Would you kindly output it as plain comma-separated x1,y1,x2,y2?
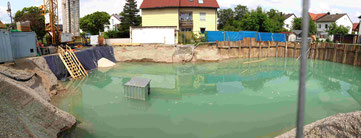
58,46,88,79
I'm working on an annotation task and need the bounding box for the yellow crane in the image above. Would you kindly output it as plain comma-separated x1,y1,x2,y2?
41,0,60,45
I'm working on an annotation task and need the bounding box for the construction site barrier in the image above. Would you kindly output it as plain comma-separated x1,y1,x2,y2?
206,31,286,42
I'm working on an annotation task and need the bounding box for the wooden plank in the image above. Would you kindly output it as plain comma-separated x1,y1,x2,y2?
333,43,337,62
238,40,242,58
342,44,347,64
293,42,297,58
275,42,279,57
248,38,252,58
285,42,288,58
354,46,359,66
259,41,262,58
67,46,88,77
58,48,76,79
268,41,271,57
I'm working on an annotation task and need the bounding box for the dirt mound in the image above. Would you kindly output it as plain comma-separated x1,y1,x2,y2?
277,111,361,138
0,75,76,137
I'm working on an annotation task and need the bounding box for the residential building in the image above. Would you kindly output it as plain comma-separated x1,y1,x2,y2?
283,14,296,30
140,0,219,33
104,14,122,32
358,16,361,43
309,13,328,21
315,13,353,39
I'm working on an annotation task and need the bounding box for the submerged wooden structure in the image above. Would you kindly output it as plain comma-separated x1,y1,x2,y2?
58,46,88,79
124,77,151,101
216,38,361,66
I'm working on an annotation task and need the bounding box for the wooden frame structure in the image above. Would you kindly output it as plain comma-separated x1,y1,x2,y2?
58,46,88,79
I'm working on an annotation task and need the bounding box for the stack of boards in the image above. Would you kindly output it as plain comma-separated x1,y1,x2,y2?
16,21,31,32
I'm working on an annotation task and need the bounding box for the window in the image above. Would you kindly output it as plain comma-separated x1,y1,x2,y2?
325,24,328,29
198,0,204,4
286,24,289,28
318,24,321,28
112,19,114,25
200,13,206,21
200,28,206,34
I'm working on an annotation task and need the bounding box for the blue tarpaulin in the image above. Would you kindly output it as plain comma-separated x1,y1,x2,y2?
206,31,286,42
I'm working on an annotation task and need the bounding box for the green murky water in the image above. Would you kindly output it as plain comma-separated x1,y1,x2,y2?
52,58,361,138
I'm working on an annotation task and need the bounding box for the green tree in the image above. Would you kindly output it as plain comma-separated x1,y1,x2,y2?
241,7,271,32
118,0,141,38
291,17,317,34
234,5,248,21
217,8,234,30
266,9,286,32
327,23,350,35
79,11,111,35
14,6,46,40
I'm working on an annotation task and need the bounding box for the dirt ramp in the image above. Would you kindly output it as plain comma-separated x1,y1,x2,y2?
0,76,76,137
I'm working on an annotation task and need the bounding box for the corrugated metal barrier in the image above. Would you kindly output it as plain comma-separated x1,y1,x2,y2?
206,31,287,42
0,30,14,63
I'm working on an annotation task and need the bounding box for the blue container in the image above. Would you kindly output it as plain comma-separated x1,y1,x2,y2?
0,30,14,63
10,32,37,59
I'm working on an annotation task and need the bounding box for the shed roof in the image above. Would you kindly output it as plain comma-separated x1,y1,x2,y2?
316,14,347,22
125,77,151,88
140,0,219,9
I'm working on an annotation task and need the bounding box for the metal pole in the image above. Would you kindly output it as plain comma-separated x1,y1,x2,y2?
296,0,310,137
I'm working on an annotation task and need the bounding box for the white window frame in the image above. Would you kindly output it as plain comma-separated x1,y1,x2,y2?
200,13,206,21
198,0,204,4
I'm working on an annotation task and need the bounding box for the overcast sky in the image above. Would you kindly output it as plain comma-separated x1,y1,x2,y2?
0,0,360,24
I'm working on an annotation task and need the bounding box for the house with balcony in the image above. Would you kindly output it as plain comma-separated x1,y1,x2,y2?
140,0,219,33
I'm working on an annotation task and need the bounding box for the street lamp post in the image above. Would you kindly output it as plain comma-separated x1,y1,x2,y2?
6,1,13,29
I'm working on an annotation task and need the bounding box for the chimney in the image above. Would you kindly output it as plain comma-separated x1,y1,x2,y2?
327,12,330,15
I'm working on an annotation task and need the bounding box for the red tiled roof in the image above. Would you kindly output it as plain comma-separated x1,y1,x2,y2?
140,0,219,9
353,23,359,31
309,13,328,21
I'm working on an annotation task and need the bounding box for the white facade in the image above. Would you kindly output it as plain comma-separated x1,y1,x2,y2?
316,15,353,34
104,15,121,32
284,15,296,31
131,27,177,45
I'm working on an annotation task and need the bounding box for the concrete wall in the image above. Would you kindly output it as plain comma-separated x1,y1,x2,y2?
62,0,80,36
105,38,130,45
131,27,177,45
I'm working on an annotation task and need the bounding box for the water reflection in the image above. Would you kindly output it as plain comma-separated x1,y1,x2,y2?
53,58,361,138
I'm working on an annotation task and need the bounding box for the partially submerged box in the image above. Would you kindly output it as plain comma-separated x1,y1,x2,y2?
124,77,151,100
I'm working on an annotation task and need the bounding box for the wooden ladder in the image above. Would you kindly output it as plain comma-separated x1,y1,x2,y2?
58,46,88,79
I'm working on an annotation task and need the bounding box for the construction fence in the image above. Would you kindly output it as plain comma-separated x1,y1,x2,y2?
206,31,287,43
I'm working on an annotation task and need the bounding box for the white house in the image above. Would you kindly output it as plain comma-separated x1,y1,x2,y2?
104,14,122,32
316,13,353,39
284,14,296,30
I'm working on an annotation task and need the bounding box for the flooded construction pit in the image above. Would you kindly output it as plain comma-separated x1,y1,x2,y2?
52,58,361,138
